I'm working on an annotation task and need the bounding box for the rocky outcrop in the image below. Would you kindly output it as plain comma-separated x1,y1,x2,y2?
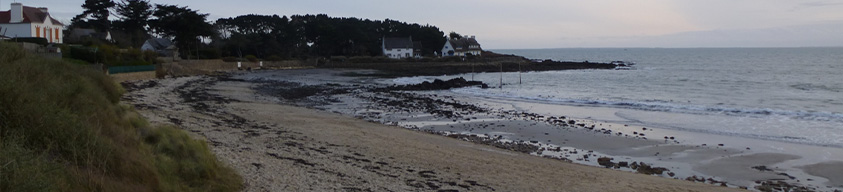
389,77,488,91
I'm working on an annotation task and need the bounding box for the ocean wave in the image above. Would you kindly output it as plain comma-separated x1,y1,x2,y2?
451,87,843,123
791,83,841,93
391,76,439,85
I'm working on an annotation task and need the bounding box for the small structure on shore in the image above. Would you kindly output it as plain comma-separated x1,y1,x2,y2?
441,35,482,57
382,36,416,59
66,28,112,43
141,38,179,59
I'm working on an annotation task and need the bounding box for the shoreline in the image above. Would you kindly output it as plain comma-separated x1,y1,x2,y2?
122,68,843,191
122,71,740,191
244,68,842,191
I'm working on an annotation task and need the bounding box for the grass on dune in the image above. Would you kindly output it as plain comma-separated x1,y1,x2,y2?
0,42,242,192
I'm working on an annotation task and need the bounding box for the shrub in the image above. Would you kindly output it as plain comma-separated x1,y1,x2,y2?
199,48,221,59
0,42,27,63
245,55,258,62
330,56,347,62
9,37,48,45
266,55,283,61
222,57,239,62
143,50,159,64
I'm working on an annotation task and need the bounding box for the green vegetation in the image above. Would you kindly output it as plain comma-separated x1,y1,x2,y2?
67,1,451,61
215,14,446,59
62,44,160,66
0,42,242,191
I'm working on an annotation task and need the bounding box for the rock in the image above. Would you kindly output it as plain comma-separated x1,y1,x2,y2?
389,77,488,91
635,162,669,175
597,157,615,168
752,165,774,172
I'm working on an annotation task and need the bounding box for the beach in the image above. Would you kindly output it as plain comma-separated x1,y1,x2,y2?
121,71,746,191
121,67,843,191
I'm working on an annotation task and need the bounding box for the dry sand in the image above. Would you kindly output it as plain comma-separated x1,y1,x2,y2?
110,71,157,82
123,75,741,192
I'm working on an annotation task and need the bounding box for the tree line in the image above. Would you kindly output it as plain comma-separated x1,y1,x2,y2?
69,0,448,61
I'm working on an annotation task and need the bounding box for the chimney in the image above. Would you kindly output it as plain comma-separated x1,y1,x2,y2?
10,3,23,23
38,7,48,14
471,35,476,39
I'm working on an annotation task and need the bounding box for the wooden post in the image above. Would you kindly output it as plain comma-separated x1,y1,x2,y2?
499,62,503,89
471,62,475,81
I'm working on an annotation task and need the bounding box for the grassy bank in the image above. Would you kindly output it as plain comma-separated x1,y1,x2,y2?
0,42,242,191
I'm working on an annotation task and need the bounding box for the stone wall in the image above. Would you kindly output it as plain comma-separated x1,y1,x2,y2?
158,59,313,77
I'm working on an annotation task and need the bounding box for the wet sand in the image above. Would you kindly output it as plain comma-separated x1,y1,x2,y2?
122,74,739,191
800,161,843,188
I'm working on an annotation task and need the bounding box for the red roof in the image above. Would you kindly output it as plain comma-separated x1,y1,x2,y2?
0,6,64,26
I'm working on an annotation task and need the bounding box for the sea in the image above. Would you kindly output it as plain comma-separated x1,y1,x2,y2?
393,48,843,148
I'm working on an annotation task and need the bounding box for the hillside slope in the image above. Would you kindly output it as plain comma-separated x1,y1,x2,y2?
0,42,242,192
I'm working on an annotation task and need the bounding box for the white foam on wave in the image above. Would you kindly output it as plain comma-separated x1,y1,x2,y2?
450,87,843,147
451,87,843,123
391,76,438,85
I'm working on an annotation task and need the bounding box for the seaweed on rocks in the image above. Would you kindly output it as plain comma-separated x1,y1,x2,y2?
383,77,488,91
445,133,539,153
121,80,159,92
754,180,816,192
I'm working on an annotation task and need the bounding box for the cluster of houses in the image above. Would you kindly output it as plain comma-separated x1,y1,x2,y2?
3,2,482,60
0,3,175,56
382,35,483,59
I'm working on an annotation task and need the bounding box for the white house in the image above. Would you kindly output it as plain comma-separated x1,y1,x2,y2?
441,35,482,57
382,37,414,59
0,3,64,44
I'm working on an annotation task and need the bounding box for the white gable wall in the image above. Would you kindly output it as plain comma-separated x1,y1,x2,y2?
0,23,31,38
384,48,413,59
0,23,63,44
441,39,455,56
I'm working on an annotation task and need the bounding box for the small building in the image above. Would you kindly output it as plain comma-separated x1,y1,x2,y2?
382,37,414,59
0,3,64,44
141,38,179,58
412,41,424,57
66,28,112,43
441,35,482,57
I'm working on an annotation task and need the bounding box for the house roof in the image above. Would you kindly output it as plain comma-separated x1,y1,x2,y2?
142,38,175,50
412,41,423,51
0,6,64,26
448,37,482,51
383,37,413,49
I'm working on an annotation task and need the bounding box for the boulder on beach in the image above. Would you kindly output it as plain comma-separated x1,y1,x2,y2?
390,77,488,91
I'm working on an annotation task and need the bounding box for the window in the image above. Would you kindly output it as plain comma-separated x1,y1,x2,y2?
405,53,410,57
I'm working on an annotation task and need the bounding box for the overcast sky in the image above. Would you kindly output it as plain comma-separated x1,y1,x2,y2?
7,0,843,48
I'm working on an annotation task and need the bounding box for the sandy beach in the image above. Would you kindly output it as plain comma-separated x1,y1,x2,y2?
121,72,747,191
121,68,843,191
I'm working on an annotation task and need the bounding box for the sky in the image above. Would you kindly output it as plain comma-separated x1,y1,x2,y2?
5,0,843,49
